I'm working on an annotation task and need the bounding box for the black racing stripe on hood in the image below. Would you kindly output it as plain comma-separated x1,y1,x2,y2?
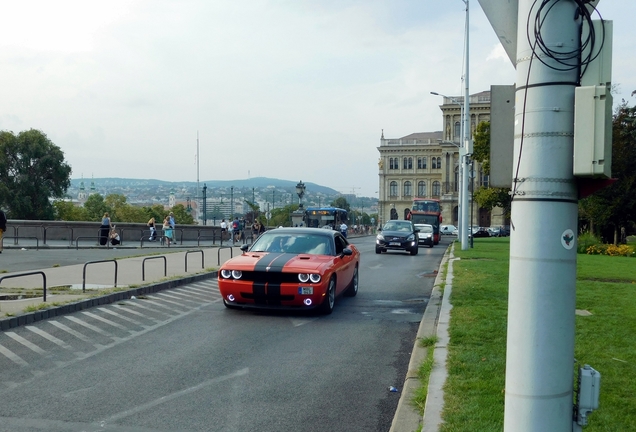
253,253,297,272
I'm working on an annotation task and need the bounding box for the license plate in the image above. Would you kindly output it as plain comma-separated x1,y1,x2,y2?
389,242,401,246
299,287,313,295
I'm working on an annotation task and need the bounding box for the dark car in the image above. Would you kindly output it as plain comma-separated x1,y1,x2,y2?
375,220,419,255
218,228,359,314
469,227,490,238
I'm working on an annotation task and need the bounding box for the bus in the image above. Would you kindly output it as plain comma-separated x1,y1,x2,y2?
407,198,442,244
304,207,348,229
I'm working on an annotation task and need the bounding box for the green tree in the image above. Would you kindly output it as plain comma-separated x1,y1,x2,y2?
83,194,110,222
330,196,351,212
244,200,260,224
579,101,636,242
170,204,195,225
0,129,72,219
53,200,87,221
471,121,512,216
270,204,299,227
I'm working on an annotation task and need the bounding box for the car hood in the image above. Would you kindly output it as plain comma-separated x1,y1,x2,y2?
380,230,413,238
220,252,335,272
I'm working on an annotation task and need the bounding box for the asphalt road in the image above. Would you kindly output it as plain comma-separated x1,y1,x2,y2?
0,236,450,432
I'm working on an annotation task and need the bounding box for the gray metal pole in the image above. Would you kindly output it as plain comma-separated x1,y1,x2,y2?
460,0,470,250
504,1,579,430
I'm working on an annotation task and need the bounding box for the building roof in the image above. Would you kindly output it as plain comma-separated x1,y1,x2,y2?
398,131,443,141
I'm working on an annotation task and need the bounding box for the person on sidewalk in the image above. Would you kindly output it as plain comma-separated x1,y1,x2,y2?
99,213,112,246
169,212,176,244
147,217,156,241
232,217,241,244
0,209,6,254
339,222,348,238
163,216,172,246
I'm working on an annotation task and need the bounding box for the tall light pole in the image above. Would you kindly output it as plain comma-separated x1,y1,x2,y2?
431,91,467,248
460,0,471,251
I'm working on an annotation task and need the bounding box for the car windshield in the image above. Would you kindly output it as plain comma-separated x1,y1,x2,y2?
250,232,332,255
383,222,412,232
415,224,433,233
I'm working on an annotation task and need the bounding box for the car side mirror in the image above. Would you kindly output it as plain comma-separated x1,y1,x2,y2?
240,244,249,252
341,248,353,257
414,229,420,233
377,227,382,232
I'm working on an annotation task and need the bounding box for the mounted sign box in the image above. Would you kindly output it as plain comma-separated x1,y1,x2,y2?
573,85,612,179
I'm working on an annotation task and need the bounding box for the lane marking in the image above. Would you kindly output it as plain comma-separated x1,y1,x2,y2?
5,332,47,355
25,326,73,351
0,343,29,367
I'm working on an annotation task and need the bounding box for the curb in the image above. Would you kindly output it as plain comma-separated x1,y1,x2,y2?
0,272,217,331
389,245,452,432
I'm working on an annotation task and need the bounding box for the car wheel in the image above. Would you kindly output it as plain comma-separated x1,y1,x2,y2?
429,243,433,248
344,265,358,297
410,246,418,256
318,277,336,314
375,246,382,254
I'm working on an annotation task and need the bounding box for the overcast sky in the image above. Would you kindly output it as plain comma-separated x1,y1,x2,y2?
1,1,633,198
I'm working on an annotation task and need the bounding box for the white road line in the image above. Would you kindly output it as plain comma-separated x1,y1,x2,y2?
145,296,193,310
119,299,174,316
103,368,249,423
111,304,164,324
0,343,29,367
81,311,132,332
139,298,187,314
155,292,201,304
48,320,101,346
5,332,47,355
64,316,119,340
25,326,73,351
97,307,147,328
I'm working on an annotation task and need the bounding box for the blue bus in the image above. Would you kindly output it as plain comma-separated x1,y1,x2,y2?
304,207,348,229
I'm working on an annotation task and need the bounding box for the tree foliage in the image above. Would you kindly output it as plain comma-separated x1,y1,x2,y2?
330,196,351,212
579,101,636,241
0,129,72,219
471,121,512,216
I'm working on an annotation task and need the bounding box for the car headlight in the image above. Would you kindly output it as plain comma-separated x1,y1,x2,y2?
221,269,242,279
309,274,321,283
407,234,415,241
298,273,321,283
376,234,385,241
298,273,310,283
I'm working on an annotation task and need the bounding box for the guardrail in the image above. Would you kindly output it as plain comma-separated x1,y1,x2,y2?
217,246,234,265
0,271,48,301
185,250,204,272
2,236,40,250
43,226,74,246
142,256,167,281
82,260,118,291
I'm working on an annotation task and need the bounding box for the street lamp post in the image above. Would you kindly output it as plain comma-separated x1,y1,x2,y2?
202,184,207,226
295,180,306,208
230,186,234,220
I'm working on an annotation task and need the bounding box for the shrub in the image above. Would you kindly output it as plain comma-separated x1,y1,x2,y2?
578,232,601,254
586,243,635,257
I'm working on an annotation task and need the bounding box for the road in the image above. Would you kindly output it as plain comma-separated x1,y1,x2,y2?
0,236,450,432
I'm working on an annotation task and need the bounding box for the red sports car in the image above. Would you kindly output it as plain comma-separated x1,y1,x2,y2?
218,227,360,314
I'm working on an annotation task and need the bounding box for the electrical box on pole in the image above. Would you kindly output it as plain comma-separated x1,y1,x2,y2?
573,85,613,178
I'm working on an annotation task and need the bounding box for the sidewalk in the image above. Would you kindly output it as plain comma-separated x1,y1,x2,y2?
0,245,240,326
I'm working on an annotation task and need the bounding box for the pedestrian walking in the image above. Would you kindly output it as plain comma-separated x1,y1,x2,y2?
0,209,6,254
147,217,156,241
232,217,241,243
163,216,172,246
169,212,176,244
99,213,112,246
339,222,348,238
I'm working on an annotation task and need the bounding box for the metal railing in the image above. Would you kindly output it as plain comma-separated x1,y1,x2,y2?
0,271,48,301
2,236,40,250
185,250,204,272
43,226,74,246
217,246,234,265
82,260,118,291
142,256,167,281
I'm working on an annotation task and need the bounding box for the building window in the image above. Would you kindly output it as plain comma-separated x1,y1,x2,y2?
433,181,441,196
480,167,489,188
403,157,412,170
389,181,398,197
404,181,412,197
389,157,399,170
418,157,427,169
431,157,441,169
418,181,426,197
454,121,461,140
454,166,459,192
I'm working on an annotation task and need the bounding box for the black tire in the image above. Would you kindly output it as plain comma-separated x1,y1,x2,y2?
375,246,382,254
318,277,336,314
429,243,433,248
410,246,418,256
344,265,359,297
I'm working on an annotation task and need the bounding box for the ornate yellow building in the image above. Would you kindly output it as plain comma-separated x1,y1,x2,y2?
377,91,504,227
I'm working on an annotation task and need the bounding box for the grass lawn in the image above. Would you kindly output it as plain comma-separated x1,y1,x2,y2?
439,237,636,431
